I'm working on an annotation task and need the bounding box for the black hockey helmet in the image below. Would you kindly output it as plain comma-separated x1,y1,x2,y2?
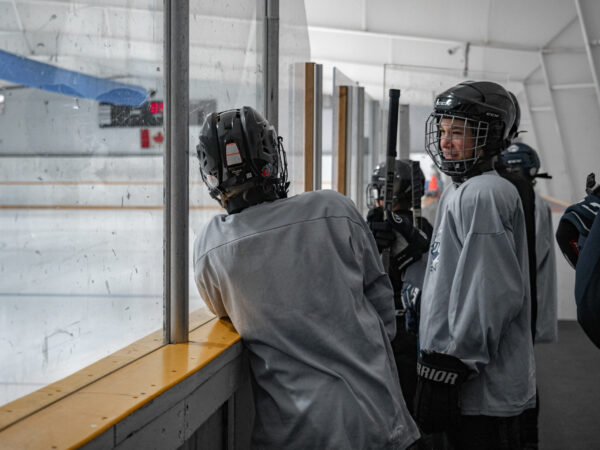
366,159,424,209
425,81,517,177
501,142,541,179
197,106,289,211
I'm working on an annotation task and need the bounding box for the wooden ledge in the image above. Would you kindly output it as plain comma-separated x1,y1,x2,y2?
0,315,241,449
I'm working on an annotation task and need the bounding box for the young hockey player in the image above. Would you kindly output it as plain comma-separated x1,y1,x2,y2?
193,106,420,450
416,81,536,449
556,173,600,349
502,142,557,345
365,160,433,414
501,142,558,449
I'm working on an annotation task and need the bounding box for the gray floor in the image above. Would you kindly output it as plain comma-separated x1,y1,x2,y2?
537,320,600,450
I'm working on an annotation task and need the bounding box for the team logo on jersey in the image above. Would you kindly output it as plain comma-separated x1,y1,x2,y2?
429,229,441,273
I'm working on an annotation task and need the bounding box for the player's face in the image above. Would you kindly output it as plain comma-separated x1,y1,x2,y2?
439,118,477,160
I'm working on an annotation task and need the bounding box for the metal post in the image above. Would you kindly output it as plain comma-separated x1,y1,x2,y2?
164,0,189,344
345,86,354,197
314,63,323,190
356,86,365,210
371,100,381,170
264,0,279,129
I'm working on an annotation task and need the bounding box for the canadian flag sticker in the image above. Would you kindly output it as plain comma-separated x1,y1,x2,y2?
226,142,242,166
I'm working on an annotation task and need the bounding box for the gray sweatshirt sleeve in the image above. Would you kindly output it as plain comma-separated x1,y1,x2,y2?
194,252,228,319
445,228,527,372
359,219,397,340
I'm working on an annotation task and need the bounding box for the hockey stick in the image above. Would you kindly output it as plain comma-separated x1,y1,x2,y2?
382,88,401,270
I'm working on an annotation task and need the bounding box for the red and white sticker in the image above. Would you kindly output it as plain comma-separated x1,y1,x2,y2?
226,142,242,166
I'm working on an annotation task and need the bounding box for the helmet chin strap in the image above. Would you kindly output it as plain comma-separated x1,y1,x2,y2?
450,156,496,185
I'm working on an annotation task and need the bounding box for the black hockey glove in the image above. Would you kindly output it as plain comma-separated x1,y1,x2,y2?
586,172,600,196
367,207,396,252
389,214,432,275
414,351,471,434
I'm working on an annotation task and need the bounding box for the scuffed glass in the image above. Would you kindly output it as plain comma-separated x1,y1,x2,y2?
332,68,368,210
0,1,164,406
187,0,311,319
279,1,311,195
363,93,380,213
188,1,266,318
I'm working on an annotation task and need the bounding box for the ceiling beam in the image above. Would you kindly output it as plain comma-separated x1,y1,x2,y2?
307,25,540,54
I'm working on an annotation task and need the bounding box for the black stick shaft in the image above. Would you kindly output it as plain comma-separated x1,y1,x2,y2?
383,89,400,220
382,89,400,271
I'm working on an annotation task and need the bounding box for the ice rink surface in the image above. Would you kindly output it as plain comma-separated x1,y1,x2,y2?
0,207,216,405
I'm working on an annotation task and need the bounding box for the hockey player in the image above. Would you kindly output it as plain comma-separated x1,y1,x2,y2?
556,173,600,348
501,142,557,450
417,81,536,449
501,142,557,344
365,160,433,414
193,106,420,449
497,94,538,344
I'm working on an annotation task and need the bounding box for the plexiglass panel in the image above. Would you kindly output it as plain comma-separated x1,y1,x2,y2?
279,1,311,195
0,1,164,405
188,1,266,318
331,68,371,212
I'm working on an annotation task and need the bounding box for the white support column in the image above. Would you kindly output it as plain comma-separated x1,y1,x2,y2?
576,0,600,112
522,68,561,199
537,12,600,202
516,86,555,195
538,52,578,200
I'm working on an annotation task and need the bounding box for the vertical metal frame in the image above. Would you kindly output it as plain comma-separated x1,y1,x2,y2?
303,62,323,192
345,86,354,197
314,64,323,190
264,0,279,129
304,62,315,192
164,0,189,344
355,86,365,210
336,86,348,194
370,100,381,171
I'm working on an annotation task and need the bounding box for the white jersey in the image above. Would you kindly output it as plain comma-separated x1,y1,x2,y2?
194,189,420,450
534,192,558,343
419,171,536,416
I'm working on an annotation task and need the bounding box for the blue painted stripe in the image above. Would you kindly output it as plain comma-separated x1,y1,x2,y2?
0,49,147,106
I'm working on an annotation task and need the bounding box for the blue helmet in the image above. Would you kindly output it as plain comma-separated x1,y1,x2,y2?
501,142,540,179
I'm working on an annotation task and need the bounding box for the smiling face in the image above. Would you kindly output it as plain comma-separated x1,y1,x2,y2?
438,117,480,161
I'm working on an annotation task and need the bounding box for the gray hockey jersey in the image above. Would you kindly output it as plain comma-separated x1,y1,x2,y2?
194,189,420,450
534,192,558,343
419,171,536,416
